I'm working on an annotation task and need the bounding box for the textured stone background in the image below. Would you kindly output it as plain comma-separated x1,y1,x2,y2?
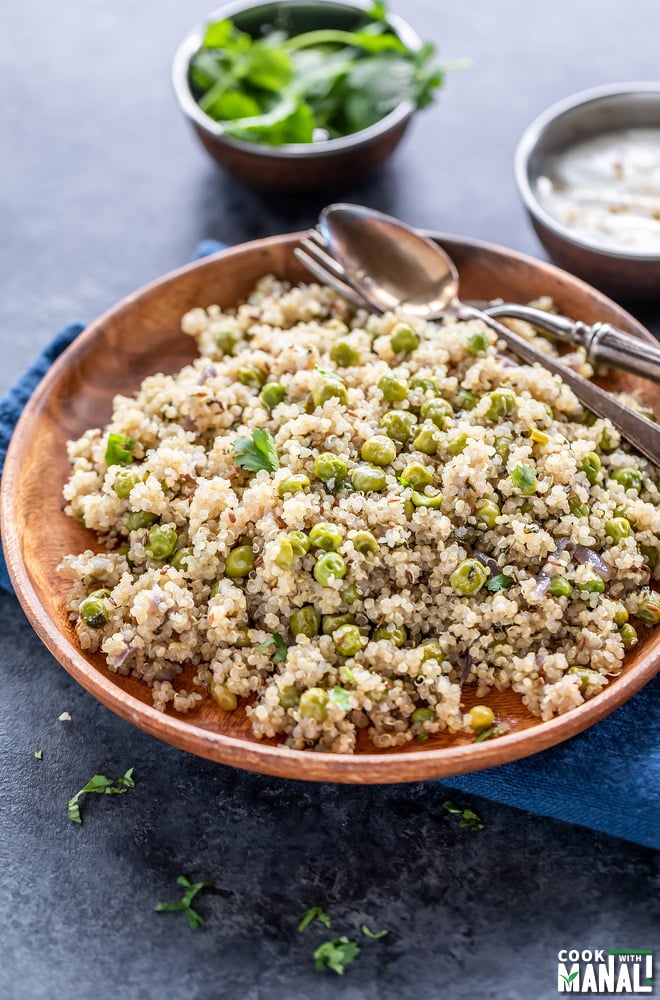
1,1,658,997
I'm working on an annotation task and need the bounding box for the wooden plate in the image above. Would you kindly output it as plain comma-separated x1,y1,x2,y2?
2,233,659,782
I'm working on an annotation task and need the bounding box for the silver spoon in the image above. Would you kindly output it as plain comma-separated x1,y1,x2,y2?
311,203,660,468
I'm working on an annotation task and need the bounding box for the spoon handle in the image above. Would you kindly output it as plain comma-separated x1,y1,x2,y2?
460,305,660,468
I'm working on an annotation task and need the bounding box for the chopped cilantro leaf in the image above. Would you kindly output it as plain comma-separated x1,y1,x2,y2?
442,799,484,831
105,433,135,467
298,906,331,932
361,924,389,939
155,875,214,930
474,725,507,743
233,429,279,473
329,685,351,711
314,936,360,975
34,749,43,760
485,573,514,592
258,633,287,662
67,767,135,824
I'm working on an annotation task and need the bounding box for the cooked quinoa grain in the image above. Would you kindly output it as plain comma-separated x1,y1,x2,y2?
59,277,660,753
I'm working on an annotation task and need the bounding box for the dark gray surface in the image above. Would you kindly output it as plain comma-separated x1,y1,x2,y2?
1,1,658,998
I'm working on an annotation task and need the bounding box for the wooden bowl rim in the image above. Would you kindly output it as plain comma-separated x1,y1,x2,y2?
2,231,658,783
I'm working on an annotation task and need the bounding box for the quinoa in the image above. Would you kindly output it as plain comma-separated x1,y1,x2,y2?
59,276,660,753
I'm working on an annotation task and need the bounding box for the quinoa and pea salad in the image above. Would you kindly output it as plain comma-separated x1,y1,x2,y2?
60,276,660,753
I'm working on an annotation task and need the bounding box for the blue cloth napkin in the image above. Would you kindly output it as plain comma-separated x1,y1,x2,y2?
1,242,658,850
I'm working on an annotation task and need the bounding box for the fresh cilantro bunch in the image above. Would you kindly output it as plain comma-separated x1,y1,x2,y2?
188,1,447,146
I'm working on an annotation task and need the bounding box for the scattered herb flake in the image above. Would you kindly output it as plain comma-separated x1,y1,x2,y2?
340,665,356,684
416,731,430,743
155,875,214,930
314,936,360,975
361,924,389,939
34,749,43,760
442,799,485,831
329,685,351,711
485,572,514,592
67,767,135,825
58,712,72,722
474,725,507,743
105,432,135,467
298,906,331,933
258,633,287,662
233,429,279,473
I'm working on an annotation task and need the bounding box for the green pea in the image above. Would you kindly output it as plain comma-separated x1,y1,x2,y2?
404,499,415,520
599,427,616,452
567,666,601,693
126,510,157,531
273,538,294,570
636,588,660,625
377,373,408,402
486,387,516,421
287,531,310,556
259,383,286,410
420,398,453,428
510,465,537,495
322,613,356,635
210,681,238,711
290,605,320,638
568,496,589,518
313,373,348,408
446,432,469,456
361,435,397,466
146,524,178,561
351,464,387,493
313,452,347,484
605,517,631,543
380,410,417,443
332,624,365,657
549,576,572,597
613,604,629,626
450,558,489,594
213,329,240,355
640,545,658,570
113,468,141,499
299,688,328,721
411,374,439,394
401,462,433,489
468,705,495,731
466,330,490,356
225,544,256,578
474,499,500,529
170,547,193,572
373,623,408,646
620,623,638,649
610,466,642,492
341,583,362,606
79,591,110,628
329,340,360,367
279,685,300,709
234,628,250,648
456,388,479,411
420,640,445,663
412,424,441,455
494,437,511,463
278,474,310,498
352,530,379,554
530,427,549,445
237,365,267,388
309,522,343,551
411,707,435,723
581,453,601,484
581,577,606,594
411,489,443,509
390,322,420,353
313,552,347,586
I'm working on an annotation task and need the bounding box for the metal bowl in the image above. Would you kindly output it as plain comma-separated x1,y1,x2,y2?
515,82,660,300
172,0,421,193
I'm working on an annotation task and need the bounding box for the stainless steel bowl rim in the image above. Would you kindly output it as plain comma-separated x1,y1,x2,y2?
514,81,660,263
172,0,420,159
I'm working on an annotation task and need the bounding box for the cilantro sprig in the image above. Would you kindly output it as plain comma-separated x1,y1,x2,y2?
233,429,279,473
298,906,331,933
67,768,135,824
188,1,450,147
155,875,214,930
442,799,485,831
314,937,360,975
361,924,389,939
